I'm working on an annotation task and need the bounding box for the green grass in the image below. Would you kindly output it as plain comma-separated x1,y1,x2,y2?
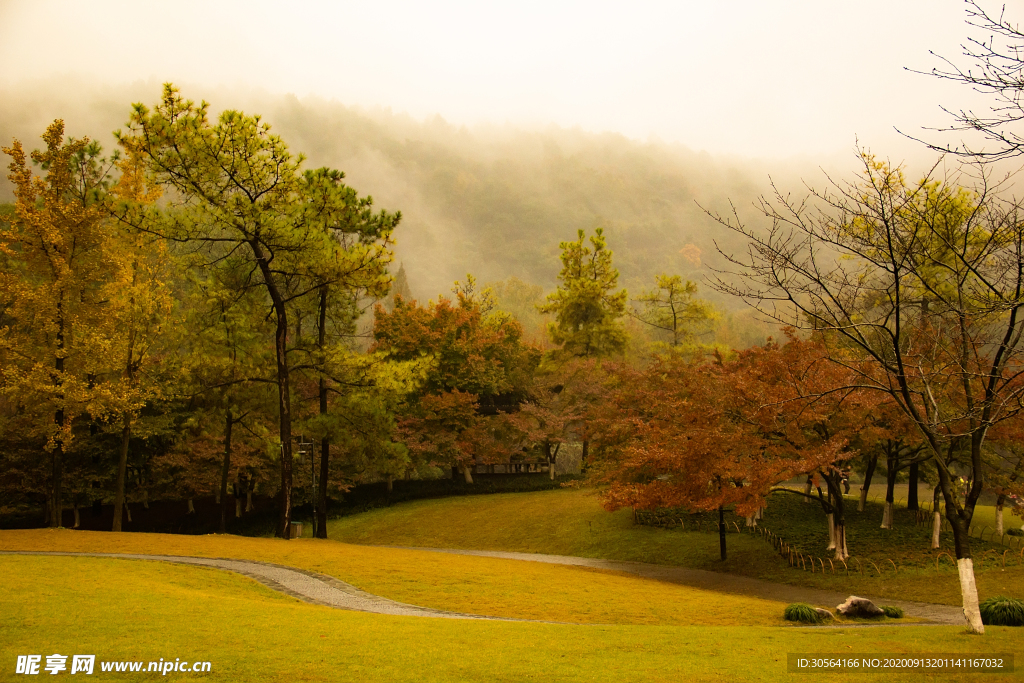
0,529,789,626
2,555,1020,683
327,488,1024,605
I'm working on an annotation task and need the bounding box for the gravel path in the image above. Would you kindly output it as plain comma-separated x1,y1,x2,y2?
3,548,966,626
0,550,513,621
385,546,967,626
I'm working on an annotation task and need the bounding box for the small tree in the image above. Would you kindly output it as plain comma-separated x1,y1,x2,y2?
539,228,627,359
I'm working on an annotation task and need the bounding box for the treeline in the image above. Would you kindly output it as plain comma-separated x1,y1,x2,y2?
0,84,726,541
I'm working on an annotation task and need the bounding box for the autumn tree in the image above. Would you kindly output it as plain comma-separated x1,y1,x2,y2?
0,121,121,527
120,84,398,537
708,152,1024,633
373,278,541,483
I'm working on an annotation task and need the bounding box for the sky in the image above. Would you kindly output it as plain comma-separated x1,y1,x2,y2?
0,0,995,162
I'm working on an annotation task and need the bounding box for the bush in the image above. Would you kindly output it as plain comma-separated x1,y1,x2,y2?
784,603,822,624
979,596,1024,626
1007,528,1024,537
881,606,904,619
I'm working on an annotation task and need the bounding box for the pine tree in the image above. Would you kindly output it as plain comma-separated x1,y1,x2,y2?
539,228,627,358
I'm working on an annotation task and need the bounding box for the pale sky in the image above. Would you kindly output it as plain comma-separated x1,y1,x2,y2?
0,0,993,161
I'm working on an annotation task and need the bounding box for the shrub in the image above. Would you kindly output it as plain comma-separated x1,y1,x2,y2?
979,596,1024,626
1007,528,1023,537
784,603,822,624
881,606,904,618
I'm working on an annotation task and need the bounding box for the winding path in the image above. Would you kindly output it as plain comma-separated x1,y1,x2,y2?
1,548,966,626
0,550,513,621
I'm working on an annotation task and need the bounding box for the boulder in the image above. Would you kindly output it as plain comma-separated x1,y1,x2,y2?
815,608,835,621
836,596,884,618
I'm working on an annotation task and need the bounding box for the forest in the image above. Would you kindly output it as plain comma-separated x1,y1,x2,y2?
2,59,1024,642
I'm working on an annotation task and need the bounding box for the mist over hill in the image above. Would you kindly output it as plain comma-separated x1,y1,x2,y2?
0,78,861,327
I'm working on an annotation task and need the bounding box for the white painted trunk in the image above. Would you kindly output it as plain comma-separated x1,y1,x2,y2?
858,488,868,512
235,498,242,518
957,558,984,634
549,462,555,480
215,490,221,504
995,505,1004,537
931,511,941,549
833,525,848,560
142,489,149,509
463,466,474,484
187,498,195,514
881,501,893,529
827,513,836,549
124,503,132,523
745,515,756,527
246,490,253,513
73,506,80,529
803,481,813,503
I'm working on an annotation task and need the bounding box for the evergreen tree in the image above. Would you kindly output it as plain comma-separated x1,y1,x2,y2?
539,228,627,358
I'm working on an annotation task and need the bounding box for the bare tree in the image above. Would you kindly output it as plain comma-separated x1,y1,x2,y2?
910,1,1024,160
705,151,1024,634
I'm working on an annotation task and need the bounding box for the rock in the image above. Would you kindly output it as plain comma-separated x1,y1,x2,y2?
815,608,835,621
836,596,884,618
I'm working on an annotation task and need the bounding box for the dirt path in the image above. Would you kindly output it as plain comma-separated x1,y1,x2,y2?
0,550,516,621
386,546,967,626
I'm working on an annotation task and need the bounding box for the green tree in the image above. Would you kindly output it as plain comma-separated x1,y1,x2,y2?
539,228,627,358
632,274,718,352
120,85,398,538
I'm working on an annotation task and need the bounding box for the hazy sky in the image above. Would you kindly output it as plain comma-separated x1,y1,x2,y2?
0,0,993,161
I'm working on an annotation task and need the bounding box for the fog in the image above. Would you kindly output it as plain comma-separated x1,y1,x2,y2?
0,1,1014,301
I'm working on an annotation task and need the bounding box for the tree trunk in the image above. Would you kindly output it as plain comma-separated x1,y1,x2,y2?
187,498,195,515
581,439,589,474
931,484,942,549
219,411,233,534
907,461,919,510
718,505,726,561
142,489,149,509
73,505,80,529
995,495,1004,537
112,420,131,532
315,286,330,540
124,502,131,523
935,446,983,634
827,513,836,549
317,437,329,538
252,242,293,540
803,475,813,503
463,464,474,484
387,474,393,493
246,481,254,513
881,459,897,529
859,452,878,512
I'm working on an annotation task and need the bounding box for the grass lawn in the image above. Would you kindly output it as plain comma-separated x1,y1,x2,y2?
326,487,1024,605
2,554,1020,683
0,529,790,626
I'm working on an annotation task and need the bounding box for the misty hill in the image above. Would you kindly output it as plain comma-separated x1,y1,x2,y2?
0,78,821,321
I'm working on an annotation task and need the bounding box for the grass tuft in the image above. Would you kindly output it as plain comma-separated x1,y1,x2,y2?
882,605,904,618
783,603,821,624
979,596,1024,626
